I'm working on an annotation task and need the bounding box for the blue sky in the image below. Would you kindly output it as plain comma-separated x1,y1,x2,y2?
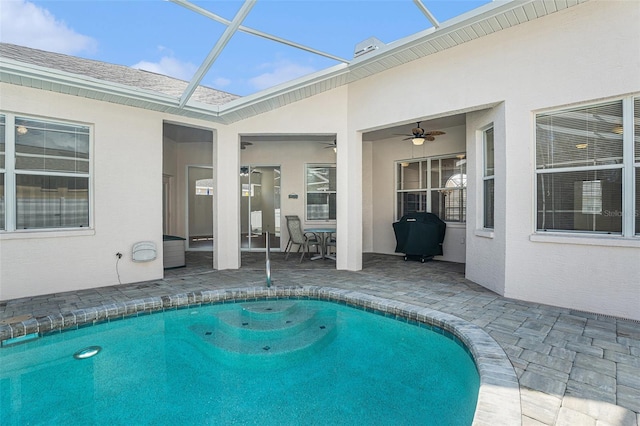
1,0,492,96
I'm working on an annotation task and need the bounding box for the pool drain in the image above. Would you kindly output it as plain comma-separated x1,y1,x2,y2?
73,346,102,360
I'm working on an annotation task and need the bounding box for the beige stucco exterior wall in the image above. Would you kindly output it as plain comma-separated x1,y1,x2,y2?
367,125,467,263
216,86,352,269
341,0,639,319
240,140,336,249
498,2,640,319
1,1,638,320
0,84,166,299
465,105,507,295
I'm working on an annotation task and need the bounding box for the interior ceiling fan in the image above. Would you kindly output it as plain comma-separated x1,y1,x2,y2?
396,122,445,145
240,141,252,150
319,139,337,152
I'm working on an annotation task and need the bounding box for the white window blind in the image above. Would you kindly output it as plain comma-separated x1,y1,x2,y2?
535,98,639,235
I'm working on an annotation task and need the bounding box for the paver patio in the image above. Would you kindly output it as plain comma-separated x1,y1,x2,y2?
1,252,638,425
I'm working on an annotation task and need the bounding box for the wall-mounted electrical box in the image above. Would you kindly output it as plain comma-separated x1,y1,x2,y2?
132,241,157,262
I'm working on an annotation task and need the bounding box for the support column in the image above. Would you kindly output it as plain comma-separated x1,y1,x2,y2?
336,131,363,271
213,127,241,270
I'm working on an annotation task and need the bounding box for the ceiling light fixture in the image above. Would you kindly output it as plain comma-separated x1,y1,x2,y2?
612,125,623,135
412,137,425,146
16,125,28,135
400,162,409,167
575,143,588,149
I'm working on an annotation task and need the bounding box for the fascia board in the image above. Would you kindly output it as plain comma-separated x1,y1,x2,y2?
218,63,349,115
1,59,178,105
0,58,227,121
348,0,535,69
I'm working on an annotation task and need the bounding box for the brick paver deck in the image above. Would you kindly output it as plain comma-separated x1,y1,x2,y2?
1,252,638,425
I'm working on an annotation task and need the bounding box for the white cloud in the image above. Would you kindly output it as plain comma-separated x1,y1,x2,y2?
248,60,316,90
212,77,232,88
131,56,197,81
0,0,97,54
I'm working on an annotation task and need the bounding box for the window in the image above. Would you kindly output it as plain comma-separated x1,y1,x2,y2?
635,98,640,235
0,114,91,231
536,97,639,236
305,164,336,221
396,154,467,222
195,178,214,196
483,127,495,229
0,115,5,230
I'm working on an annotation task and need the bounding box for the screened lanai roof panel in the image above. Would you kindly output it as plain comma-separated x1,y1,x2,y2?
0,0,591,123
0,43,239,106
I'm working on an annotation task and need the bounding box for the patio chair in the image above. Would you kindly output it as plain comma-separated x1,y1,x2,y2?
325,232,337,257
284,215,322,262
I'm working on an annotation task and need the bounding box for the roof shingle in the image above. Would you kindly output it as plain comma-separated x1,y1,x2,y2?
0,42,240,106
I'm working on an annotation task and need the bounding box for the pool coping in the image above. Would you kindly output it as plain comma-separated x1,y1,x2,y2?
0,285,522,426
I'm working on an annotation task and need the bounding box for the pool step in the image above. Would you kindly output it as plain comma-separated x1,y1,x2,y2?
214,301,322,339
189,301,337,367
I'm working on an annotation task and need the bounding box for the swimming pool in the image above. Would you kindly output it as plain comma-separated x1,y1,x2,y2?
0,287,522,425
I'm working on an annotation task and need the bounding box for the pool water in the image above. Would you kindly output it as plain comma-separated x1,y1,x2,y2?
0,300,479,425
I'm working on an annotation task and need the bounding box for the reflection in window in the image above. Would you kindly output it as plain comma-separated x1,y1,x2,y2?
1,114,91,231
0,114,4,230
396,154,466,222
16,175,89,229
306,164,336,220
195,178,214,196
535,100,633,234
483,127,495,229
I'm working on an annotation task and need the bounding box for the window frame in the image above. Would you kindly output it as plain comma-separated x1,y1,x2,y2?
304,163,336,222
482,125,495,230
395,153,467,223
0,114,5,231
0,112,93,233
534,95,638,238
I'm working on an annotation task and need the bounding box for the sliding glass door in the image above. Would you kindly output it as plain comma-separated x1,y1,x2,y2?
240,165,280,251
187,166,213,250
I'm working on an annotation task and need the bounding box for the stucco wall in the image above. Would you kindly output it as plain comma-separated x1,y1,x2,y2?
0,85,165,299
240,140,337,250
465,106,506,295
342,0,639,319
217,87,351,269
368,125,467,263
1,1,638,320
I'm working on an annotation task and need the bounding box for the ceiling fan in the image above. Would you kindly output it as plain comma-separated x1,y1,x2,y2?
240,141,252,150
396,122,445,145
319,139,337,152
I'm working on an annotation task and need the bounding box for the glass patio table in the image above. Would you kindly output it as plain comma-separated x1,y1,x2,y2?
304,228,336,260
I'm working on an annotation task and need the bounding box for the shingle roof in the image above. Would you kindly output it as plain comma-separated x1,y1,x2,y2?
0,42,240,106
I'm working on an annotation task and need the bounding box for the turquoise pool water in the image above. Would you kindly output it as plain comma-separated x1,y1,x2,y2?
0,300,479,425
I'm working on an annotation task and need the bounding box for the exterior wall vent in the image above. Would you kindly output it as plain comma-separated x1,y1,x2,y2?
132,241,157,262
353,37,385,58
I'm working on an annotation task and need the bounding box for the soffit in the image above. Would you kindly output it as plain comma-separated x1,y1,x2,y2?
0,0,589,125
221,0,589,123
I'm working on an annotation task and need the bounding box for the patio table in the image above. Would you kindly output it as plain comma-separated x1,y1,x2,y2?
304,228,336,260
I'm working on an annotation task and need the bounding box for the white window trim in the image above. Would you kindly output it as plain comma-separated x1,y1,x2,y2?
305,163,336,223
0,112,94,234
532,94,639,240
394,153,467,223
481,124,494,231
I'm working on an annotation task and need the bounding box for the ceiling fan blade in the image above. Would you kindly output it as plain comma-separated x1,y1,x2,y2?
424,131,446,136
425,136,435,141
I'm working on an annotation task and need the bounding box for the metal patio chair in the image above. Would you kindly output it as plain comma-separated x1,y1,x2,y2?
284,215,322,263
